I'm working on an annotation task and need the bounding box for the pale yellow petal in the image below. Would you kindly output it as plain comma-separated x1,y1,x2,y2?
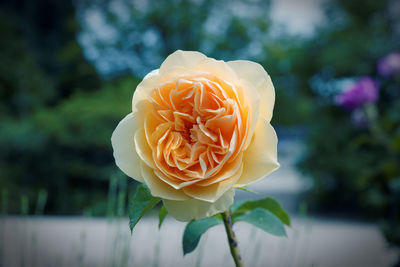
194,57,240,85
159,50,208,76
235,117,279,187
227,60,275,122
196,152,243,186
134,128,155,168
153,169,200,189
111,113,144,182
140,161,189,201
183,164,243,202
238,79,260,150
162,188,235,221
131,69,160,126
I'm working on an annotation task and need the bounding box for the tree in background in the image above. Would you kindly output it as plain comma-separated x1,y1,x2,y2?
76,0,272,76
0,0,117,214
77,0,314,125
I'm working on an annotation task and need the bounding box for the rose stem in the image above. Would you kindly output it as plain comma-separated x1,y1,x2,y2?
221,210,244,267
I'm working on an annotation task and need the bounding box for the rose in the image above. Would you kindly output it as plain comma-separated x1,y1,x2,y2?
111,50,279,221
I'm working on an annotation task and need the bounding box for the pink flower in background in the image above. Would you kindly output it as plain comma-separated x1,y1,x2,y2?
377,52,400,77
335,77,379,110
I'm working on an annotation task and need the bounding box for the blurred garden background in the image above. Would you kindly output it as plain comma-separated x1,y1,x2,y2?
1,0,400,266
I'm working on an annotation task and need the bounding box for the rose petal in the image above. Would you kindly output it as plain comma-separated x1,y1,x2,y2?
162,188,235,221
134,128,155,168
111,113,144,182
140,161,189,201
131,69,160,128
195,152,243,186
159,50,208,76
227,60,275,122
237,79,260,150
183,163,243,202
235,116,279,187
194,57,240,85
153,169,200,189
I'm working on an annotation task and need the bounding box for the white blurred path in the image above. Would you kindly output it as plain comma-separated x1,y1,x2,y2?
1,216,398,267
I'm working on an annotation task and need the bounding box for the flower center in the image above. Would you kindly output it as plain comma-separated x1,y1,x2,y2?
145,74,245,181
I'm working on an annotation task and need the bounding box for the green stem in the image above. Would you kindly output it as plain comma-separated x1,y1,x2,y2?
221,210,244,267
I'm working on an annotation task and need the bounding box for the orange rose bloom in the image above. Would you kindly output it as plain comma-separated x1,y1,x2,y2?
112,50,279,221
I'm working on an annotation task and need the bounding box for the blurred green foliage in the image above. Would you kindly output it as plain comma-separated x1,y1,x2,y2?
297,0,400,251
0,12,53,117
0,0,136,214
0,75,140,214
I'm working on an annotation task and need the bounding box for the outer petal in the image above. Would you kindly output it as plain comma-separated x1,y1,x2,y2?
238,79,260,150
131,69,160,128
183,160,243,202
140,162,189,201
111,113,144,182
134,128,155,168
159,50,208,76
227,60,275,122
234,117,280,187
163,189,235,221
194,57,241,86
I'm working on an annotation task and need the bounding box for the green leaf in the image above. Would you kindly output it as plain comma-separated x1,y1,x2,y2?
128,184,161,233
231,197,291,226
234,208,286,236
237,186,258,194
182,216,222,255
158,205,168,229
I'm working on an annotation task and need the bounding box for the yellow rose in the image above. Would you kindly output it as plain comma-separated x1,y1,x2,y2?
111,50,279,221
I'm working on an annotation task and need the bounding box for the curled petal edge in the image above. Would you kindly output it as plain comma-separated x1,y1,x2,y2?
162,188,235,221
